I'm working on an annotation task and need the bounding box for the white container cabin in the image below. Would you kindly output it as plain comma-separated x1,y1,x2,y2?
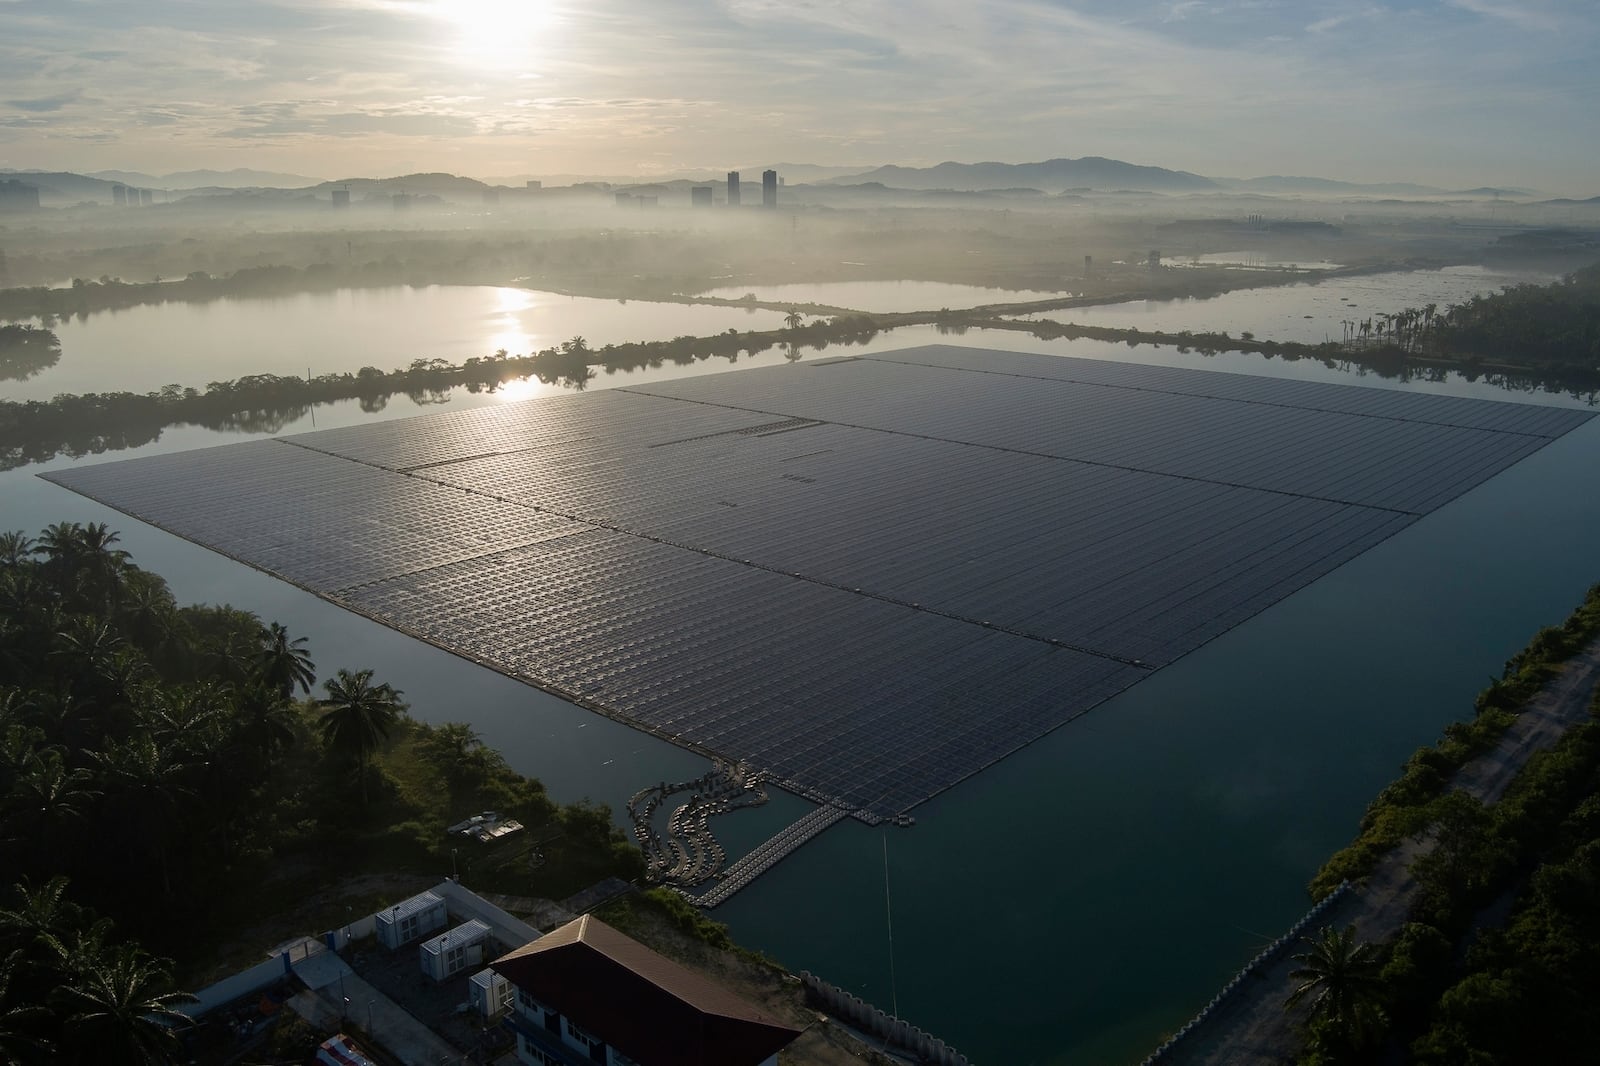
374,890,447,950
420,919,492,982
469,966,514,1019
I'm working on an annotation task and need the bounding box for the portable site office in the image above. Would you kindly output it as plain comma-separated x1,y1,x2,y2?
374,890,447,949
420,919,493,981
469,967,515,1019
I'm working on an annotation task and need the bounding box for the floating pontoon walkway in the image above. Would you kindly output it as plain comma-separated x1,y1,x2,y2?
694,804,854,908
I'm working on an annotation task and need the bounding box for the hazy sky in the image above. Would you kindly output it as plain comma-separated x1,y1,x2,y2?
1,0,1595,193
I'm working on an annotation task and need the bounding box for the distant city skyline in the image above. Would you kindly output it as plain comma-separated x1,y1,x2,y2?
1,0,1596,196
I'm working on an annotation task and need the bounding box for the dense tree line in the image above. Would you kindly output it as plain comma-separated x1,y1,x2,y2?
1340,261,1600,377
1290,715,1600,1065
0,522,641,1061
0,263,495,323
0,317,883,471
0,324,59,382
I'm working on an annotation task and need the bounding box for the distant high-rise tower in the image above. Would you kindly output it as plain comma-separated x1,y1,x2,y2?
727,171,741,207
139,189,153,206
761,169,777,208
331,188,351,208
691,186,713,207
112,184,127,207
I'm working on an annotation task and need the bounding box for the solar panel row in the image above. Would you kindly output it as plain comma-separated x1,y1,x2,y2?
44,346,1592,818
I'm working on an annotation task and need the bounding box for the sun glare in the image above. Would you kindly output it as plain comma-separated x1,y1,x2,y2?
437,0,555,71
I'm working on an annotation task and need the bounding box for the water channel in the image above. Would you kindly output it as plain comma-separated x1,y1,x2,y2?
4,270,1595,1064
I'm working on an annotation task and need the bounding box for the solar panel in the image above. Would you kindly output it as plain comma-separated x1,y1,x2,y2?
43,345,1593,819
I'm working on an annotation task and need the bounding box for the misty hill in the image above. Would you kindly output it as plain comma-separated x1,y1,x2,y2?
0,170,128,204
1214,175,1539,197
88,167,324,189
311,172,493,199
820,156,1220,192
1215,175,1446,196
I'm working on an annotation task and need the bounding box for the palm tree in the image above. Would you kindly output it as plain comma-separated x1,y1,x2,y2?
0,533,34,570
87,739,193,899
0,947,52,1065
117,573,176,657
784,309,803,330
3,752,100,851
1284,924,1387,1053
317,669,406,805
231,683,299,759
51,944,195,1065
258,623,315,700
35,523,128,609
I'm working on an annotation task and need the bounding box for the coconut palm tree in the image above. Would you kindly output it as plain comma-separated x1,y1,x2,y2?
784,309,803,330
317,669,406,805
50,944,195,1065
257,622,315,700
1285,924,1387,1053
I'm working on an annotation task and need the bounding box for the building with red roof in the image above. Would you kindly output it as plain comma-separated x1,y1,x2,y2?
490,914,802,1066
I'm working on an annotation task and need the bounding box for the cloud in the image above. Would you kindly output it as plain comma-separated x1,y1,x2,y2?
4,90,85,112
1446,0,1560,31
0,0,1592,192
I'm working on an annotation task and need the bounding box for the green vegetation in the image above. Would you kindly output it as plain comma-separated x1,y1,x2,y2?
0,323,60,382
0,877,199,1066
1284,925,1388,1062
0,317,882,471
1344,260,1600,379
0,522,643,1056
1293,715,1600,1064
1309,583,1600,898
1287,587,1600,1064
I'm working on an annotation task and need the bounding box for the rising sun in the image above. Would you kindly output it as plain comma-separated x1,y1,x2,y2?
436,0,556,71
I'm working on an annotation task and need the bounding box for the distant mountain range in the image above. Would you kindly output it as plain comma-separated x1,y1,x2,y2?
481,163,874,187
818,156,1218,192
0,158,1571,204
86,167,325,189
1212,174,1537,197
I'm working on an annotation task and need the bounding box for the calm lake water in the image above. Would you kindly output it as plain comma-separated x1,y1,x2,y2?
5,272,1595,1064
7,285,789,401
1012,265,1556,346
693,279,1059,313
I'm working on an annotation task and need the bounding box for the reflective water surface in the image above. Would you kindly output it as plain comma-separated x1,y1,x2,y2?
1012,265,1557,346
693,279,1059,313
6,285,788,400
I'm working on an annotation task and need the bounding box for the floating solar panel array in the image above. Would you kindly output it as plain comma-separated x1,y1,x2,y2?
44,346,1593,820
